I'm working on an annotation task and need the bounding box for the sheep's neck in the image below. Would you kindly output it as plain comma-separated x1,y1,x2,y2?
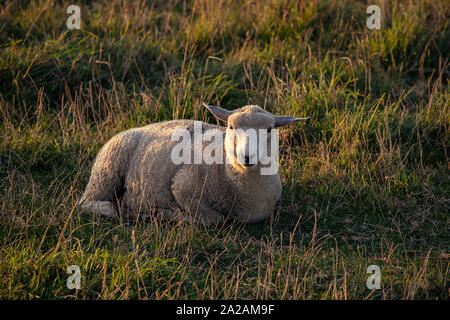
225,164,275,195
222,164,280,221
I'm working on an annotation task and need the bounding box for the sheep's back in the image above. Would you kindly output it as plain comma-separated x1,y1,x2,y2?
121,120,225,211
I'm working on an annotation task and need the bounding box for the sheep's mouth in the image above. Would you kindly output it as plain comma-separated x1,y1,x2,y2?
233,154,258,168
242,163,256,168
231,157,258,170
239,161,258,170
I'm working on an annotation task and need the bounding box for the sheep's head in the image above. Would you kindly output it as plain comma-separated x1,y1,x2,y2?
203,103,309,173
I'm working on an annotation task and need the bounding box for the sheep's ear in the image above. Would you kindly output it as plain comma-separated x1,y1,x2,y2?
274,115,310,127
203,102,233,122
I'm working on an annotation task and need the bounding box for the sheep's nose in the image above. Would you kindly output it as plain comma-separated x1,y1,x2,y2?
244,155,255,167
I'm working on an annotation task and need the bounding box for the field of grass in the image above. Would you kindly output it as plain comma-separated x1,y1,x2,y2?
0,0,449,299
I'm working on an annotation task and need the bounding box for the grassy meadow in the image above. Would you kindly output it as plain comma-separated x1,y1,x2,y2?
0,0,449,299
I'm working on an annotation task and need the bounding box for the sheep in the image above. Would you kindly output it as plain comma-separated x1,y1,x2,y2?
79,103,309,225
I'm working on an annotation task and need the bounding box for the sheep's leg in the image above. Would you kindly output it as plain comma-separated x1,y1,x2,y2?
190,205,225,226
79,200,117,217
79,131,138,218
171,190,225,226
171,168,226,226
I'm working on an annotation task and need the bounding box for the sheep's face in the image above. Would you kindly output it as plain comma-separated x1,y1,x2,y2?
225,107,275,170
203,103,310,174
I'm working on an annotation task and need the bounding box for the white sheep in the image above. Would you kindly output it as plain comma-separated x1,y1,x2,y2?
79,104,309,225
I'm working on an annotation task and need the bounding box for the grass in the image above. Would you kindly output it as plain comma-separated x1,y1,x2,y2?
0,0,448,299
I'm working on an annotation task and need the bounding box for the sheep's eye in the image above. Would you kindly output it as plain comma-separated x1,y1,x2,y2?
229,125,234,130
267,127,272,133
